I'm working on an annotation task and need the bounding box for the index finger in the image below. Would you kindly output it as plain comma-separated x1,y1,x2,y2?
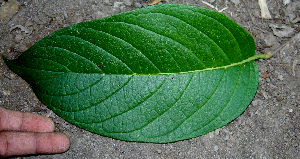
0,107,55,132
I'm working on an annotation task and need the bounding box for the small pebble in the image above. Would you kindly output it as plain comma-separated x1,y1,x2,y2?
276,95,283,101
264,33,279,47
213,145,219,151
231,0,240,5
156,149,162,154
114,2,124,8
92,11,105,19
252,99,263,106
123,0,132,6
134,2,142,8
262,91,268,99
224,135,229,140
224,129,231,134
0,1,19,24
278,75,284,81
2,90,11,96
283,0,291,5
103,0,110,5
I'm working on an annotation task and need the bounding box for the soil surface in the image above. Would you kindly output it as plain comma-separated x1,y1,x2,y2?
0,0,299,158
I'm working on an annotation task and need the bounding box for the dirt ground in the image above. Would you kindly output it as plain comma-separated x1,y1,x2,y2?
0,0,299,158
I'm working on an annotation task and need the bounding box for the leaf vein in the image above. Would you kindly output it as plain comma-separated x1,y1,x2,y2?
76,26,161,72
55,34,134,73
103,20,203,70
145,69,226,138
101,75,168,128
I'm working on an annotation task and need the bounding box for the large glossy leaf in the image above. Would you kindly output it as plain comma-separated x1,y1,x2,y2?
4,4,269,143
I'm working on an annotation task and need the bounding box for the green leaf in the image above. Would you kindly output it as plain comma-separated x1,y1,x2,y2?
4,4,269,143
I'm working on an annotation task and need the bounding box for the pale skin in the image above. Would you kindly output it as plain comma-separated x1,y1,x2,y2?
0,107,70,158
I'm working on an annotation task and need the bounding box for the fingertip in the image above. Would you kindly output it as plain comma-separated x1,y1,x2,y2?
36,132,70,154
55,132,71,153
21,112,55,132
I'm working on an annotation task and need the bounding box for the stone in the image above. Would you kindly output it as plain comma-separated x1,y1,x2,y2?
0,1,19,24
123,0,132,6
269,24,294,37
231,0,240,5
134,2,142,8
264,33,279,47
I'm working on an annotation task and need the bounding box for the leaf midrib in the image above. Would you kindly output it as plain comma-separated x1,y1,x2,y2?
153,53,265,75
19,53,264,77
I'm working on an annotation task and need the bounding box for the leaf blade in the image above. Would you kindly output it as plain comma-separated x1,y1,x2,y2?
4,4,261,143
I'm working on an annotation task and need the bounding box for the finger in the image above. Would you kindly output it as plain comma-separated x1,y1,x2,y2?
0,107,54,132
0,131,70,158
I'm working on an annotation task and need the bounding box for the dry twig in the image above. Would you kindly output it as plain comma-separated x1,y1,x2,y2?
258,0,272,19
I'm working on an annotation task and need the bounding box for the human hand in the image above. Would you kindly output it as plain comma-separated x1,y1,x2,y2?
0,107,70,158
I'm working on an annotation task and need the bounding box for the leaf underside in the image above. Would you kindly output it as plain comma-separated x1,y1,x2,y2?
4,4,258,143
